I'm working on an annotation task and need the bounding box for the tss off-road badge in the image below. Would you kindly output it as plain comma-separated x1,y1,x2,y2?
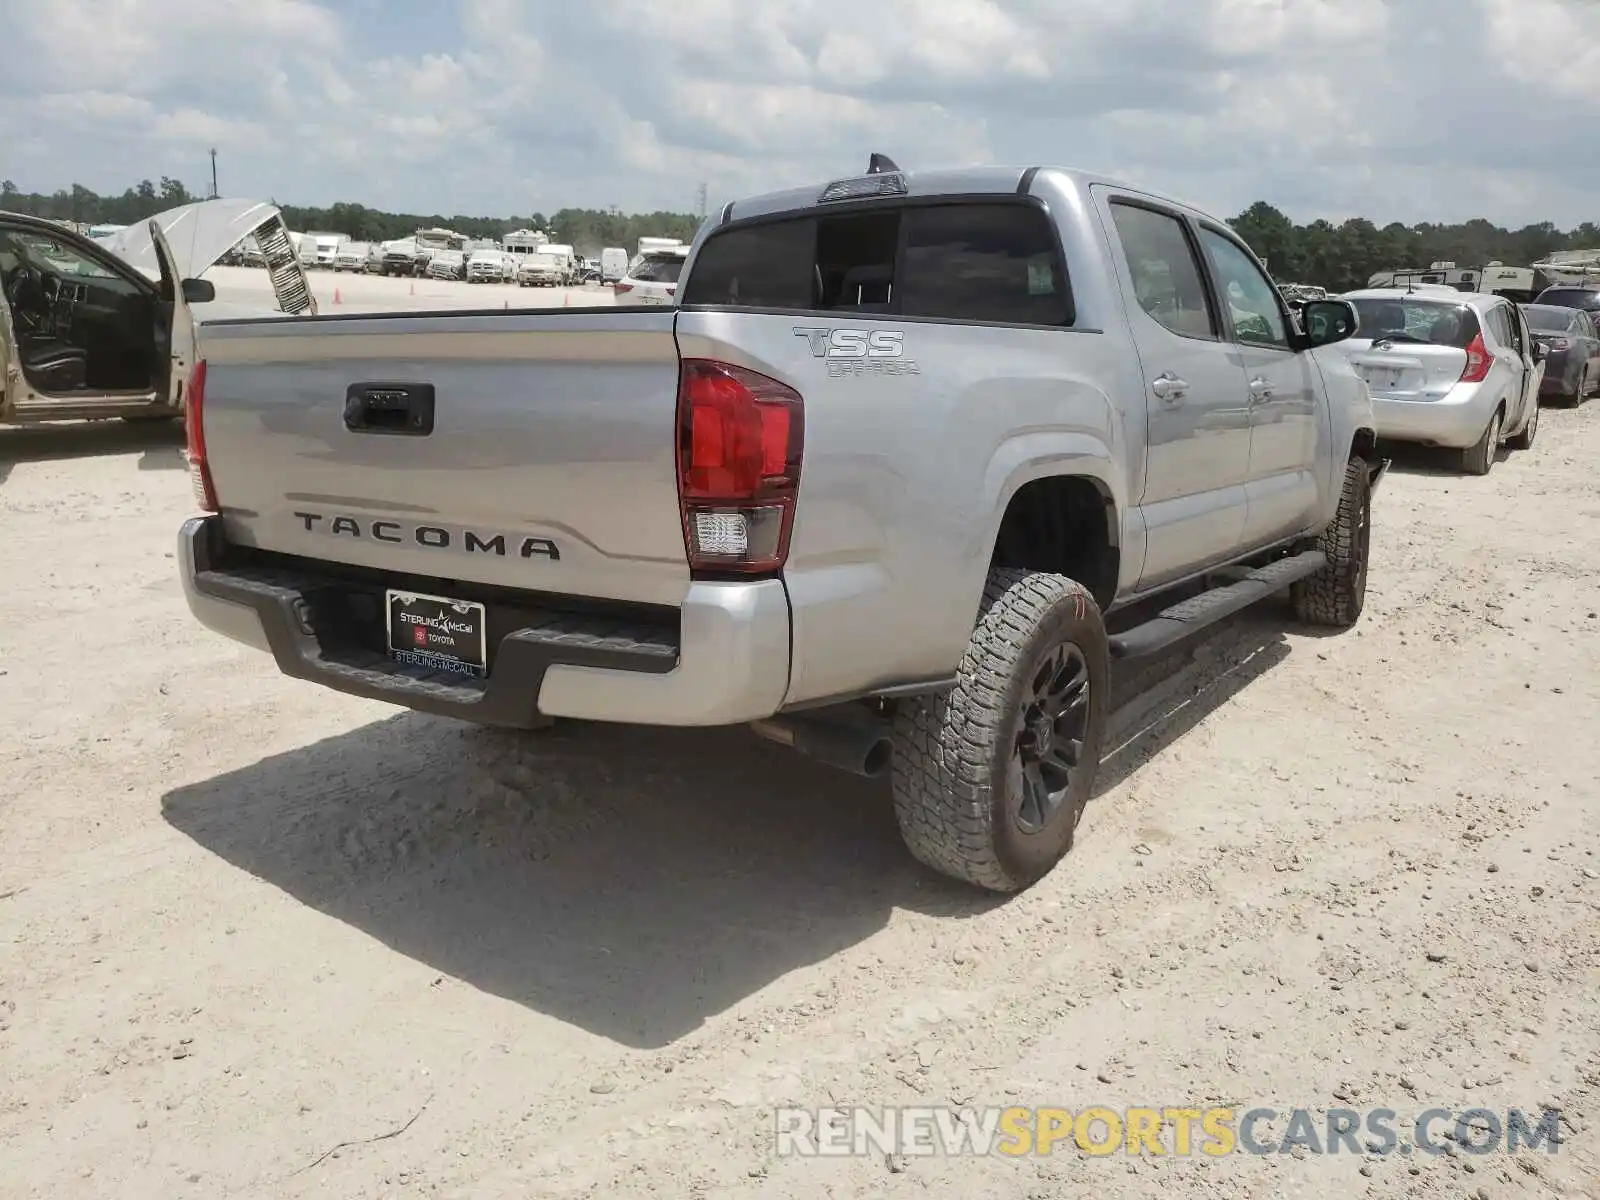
793,327,921,376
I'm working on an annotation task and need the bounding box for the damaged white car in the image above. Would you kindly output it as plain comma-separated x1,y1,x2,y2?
1,198,313,425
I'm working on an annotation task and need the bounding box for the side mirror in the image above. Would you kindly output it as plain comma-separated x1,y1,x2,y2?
181,277,216,304
1299,299,1358,348
1531,341,1548,363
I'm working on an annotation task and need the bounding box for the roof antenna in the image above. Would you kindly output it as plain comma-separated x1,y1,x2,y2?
866,152,900,175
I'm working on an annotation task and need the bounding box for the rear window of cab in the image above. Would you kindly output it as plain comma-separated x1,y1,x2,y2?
679,201,1074,327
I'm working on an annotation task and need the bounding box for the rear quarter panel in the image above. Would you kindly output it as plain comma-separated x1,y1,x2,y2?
678,311,1136,706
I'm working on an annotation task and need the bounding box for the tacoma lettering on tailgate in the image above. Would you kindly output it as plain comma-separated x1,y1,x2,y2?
292,512,561,560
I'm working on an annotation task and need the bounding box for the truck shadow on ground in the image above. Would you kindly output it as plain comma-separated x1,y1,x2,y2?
161,609,1291,1049
0,420,185,485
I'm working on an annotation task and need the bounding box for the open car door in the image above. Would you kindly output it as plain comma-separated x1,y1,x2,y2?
0,201,314,426
0,269,17,422
0,212,179,424
147,218,204,411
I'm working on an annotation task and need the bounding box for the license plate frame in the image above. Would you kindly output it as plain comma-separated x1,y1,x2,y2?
385,589,488,678
1359,364,1402,392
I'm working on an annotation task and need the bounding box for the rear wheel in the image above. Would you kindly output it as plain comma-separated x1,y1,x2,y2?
890,568,1109,893
1461,408,1501,476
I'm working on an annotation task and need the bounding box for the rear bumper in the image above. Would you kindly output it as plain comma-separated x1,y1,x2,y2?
1370,384,1497,448
178,515,792,728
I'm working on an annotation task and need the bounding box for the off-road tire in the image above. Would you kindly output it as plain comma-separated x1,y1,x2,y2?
890,568,1109,893
1292,455,1371,628
1507,399,1538,450
1462,408,1501,475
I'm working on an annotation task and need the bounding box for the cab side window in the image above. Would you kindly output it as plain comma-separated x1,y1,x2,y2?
1197,227,1290,350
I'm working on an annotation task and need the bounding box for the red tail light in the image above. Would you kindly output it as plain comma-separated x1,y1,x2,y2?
613,280,633,294
183,359,218,513
1460,333,1491,383
675,359,803,575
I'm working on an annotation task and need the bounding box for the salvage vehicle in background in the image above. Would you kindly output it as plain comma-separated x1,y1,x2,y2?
333,242,371,273
1522,302,1600,405
516,249,567,287
600,247,628,282
612,245,687,305
1,199,312,425
380,238,420,277
466,247,515,283
1532,283,1600,321
424,250,466,281
1335,288,1546,473
175,155,1384,894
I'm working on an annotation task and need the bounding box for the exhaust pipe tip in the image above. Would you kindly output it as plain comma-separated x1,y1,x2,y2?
751,715,894,779
860,736,892,778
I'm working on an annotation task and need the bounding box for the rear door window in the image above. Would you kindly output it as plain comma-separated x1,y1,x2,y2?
1485,305,1512,348
679,201,1072,326
1501,304,1526,354
1107,202,1218,340
897,205,1070,325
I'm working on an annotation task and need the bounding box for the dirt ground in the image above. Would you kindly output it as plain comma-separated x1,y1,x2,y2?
2,400,1598,1200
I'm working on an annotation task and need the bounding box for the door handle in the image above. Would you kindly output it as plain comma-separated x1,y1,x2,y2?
1249,377,1274,402
1150,372,1189,401
344,382,436,435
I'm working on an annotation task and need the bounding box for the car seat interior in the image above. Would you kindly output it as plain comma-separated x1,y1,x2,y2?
0,229,162,396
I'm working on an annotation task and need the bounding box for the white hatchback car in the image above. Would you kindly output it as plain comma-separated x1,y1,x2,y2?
1333,288,1547,474
613,247,688,305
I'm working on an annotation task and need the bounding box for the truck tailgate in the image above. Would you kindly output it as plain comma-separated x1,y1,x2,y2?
196,309,690,607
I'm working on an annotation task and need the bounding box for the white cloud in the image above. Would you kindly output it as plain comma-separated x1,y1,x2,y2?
1,0,1596,229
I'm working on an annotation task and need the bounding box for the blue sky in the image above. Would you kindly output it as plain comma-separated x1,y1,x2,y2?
2,0,1597,228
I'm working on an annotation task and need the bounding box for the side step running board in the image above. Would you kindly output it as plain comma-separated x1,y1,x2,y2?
1109,550,1326,660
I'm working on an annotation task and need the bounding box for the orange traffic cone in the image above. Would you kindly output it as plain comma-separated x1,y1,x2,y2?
409,281,415,295
563,291,570,307
333,287,342,305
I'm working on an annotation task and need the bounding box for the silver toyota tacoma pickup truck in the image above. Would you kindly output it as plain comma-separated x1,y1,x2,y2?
176,155,1385,893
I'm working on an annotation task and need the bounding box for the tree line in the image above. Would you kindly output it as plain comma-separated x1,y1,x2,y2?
3,178,1596,290
0,178,701,259
1228,201,1598,292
